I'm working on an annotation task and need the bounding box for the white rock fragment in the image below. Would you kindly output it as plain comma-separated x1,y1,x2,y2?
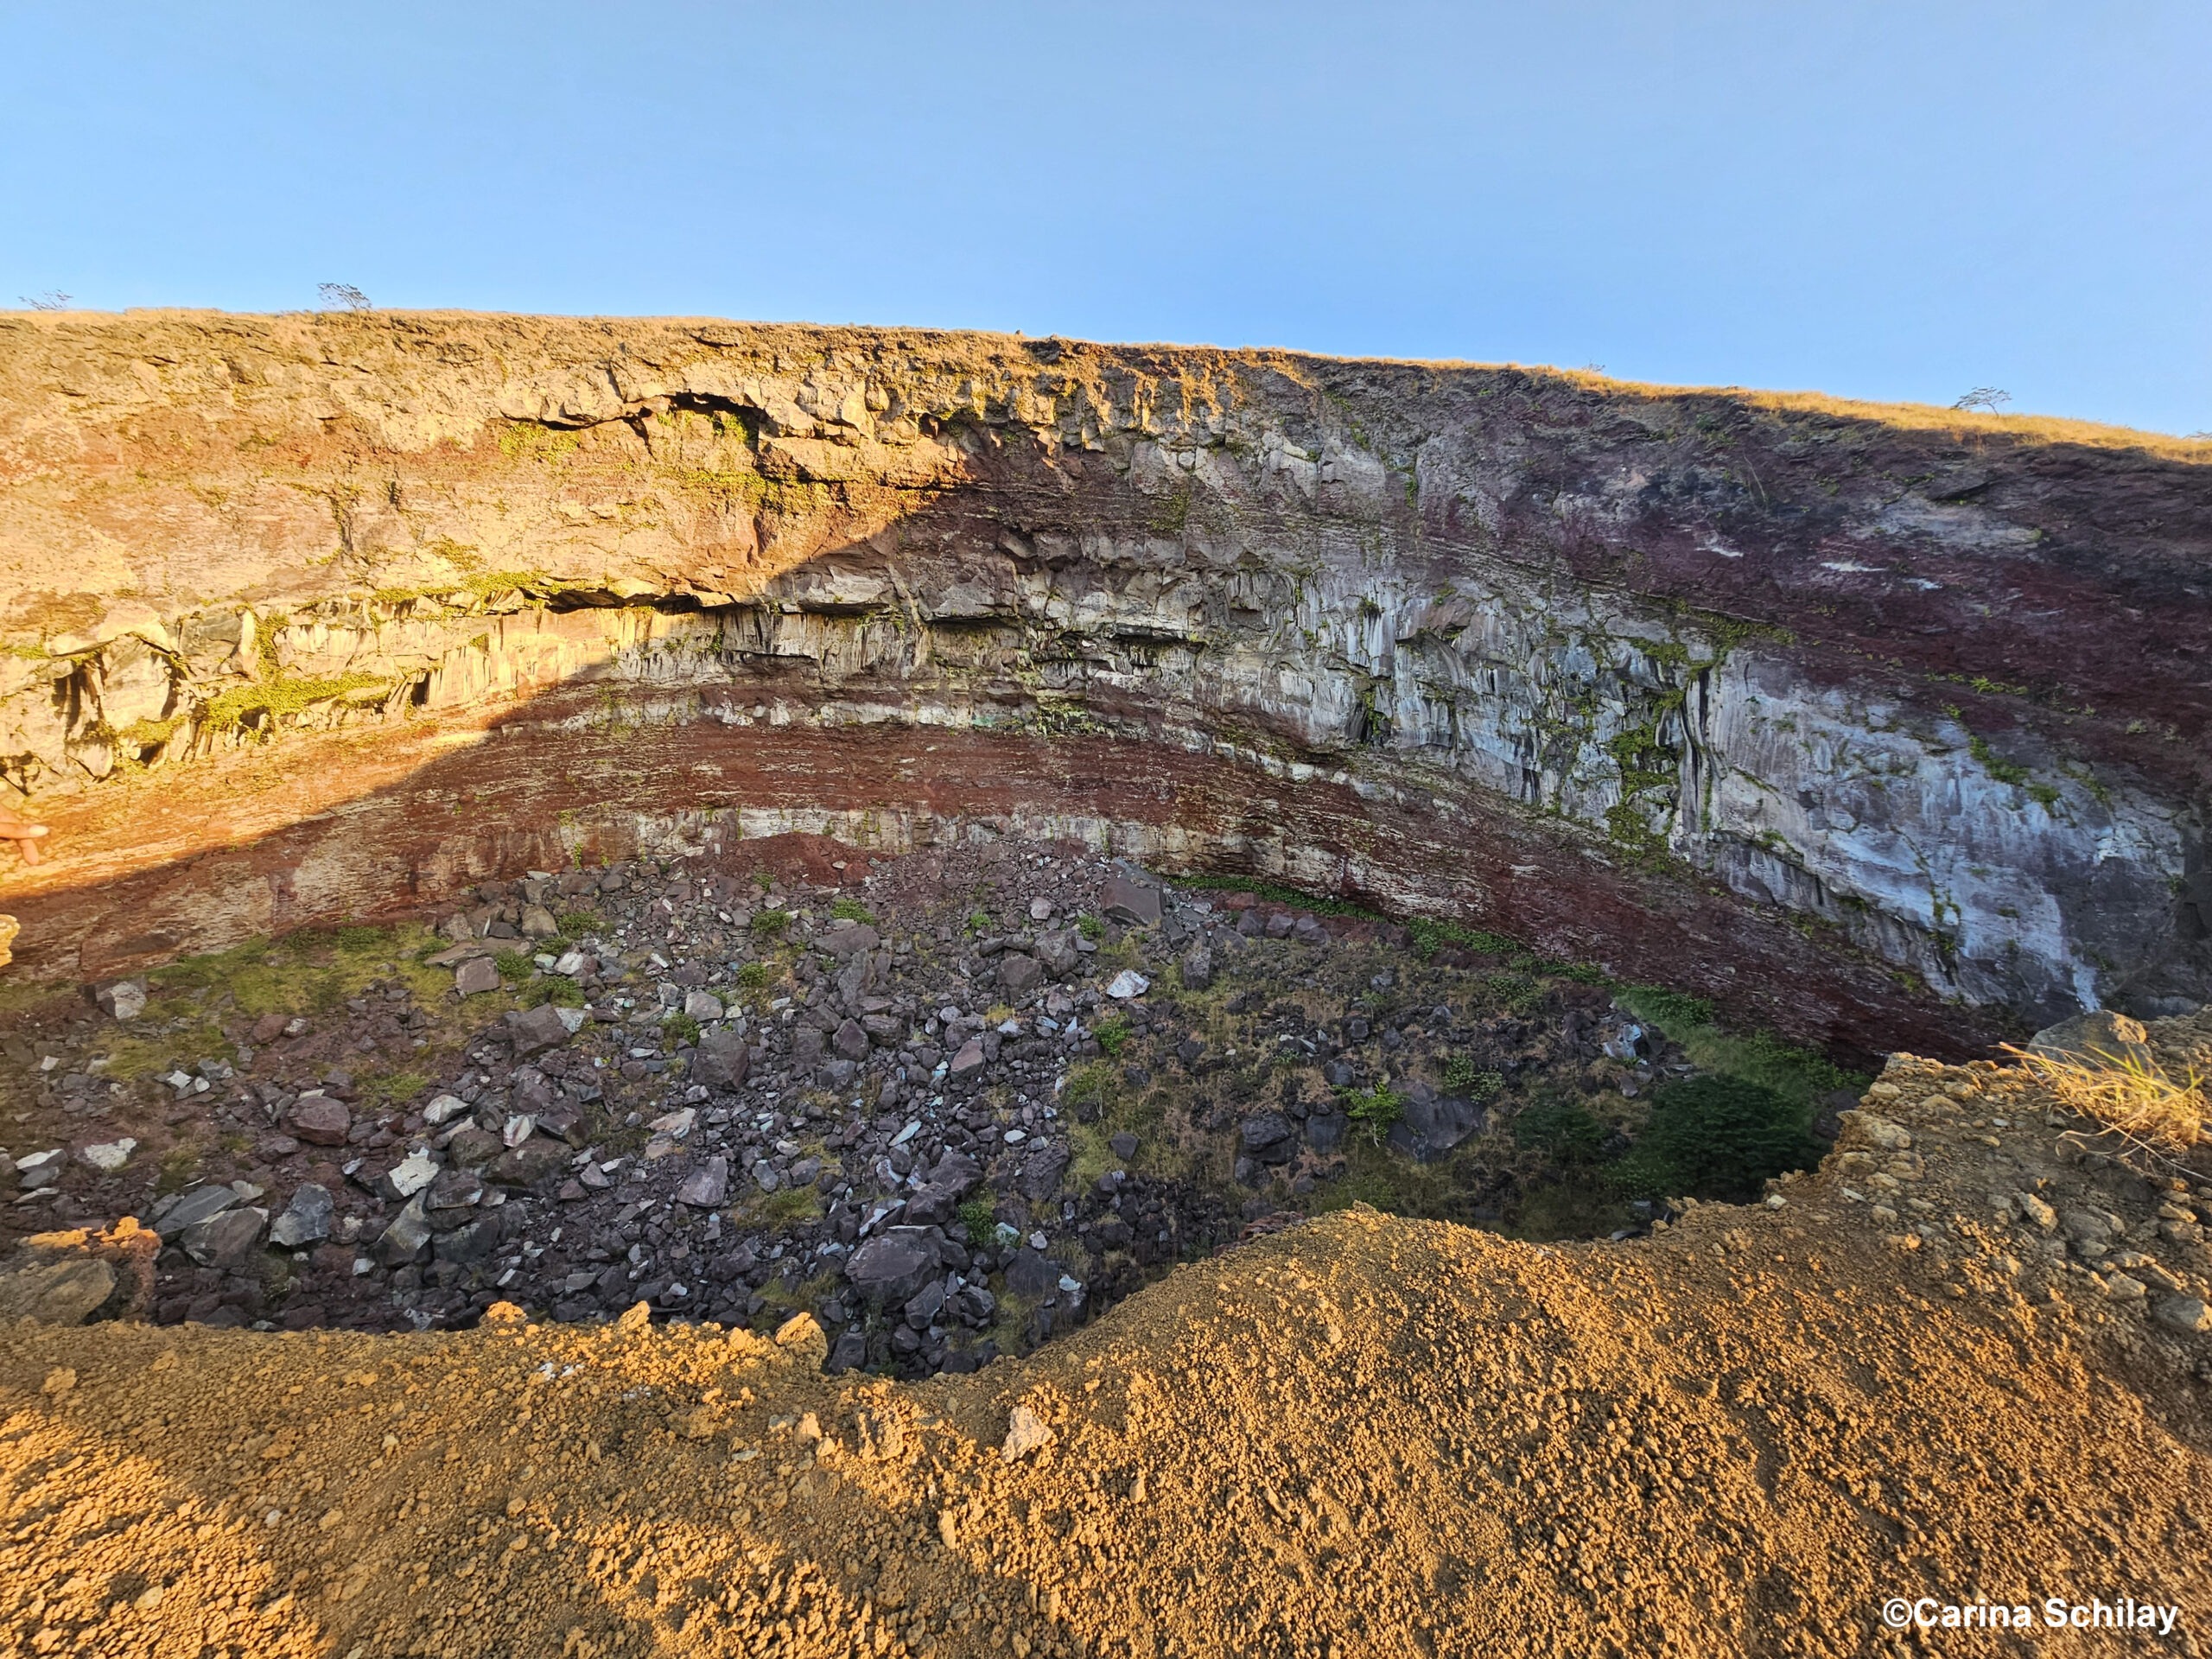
1001,1403,1055,1463
422,1094,470,1126
96,980,147,1020
79,1137,136,1172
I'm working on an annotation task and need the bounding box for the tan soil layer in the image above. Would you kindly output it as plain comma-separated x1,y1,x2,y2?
4,1048,2211,1657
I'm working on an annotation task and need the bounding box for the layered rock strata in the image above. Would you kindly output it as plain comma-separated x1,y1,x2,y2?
3,313,2208,1052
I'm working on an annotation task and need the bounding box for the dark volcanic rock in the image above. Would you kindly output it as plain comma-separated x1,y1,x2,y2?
845,1231,938,1306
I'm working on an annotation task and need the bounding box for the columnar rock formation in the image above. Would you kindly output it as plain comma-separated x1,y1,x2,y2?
3,313,2207,1055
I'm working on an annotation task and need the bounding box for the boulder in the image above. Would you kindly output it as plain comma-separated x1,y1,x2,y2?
447,1127,503,1168
845,1231,938,1306
376,1195,434,1266
1178,946,1214,990
1004,1247,1060,1299
152,1184,239,1239
505,1002,573,1058
815,923,881,962
997,953,1046,995
288,1093,352,1147
96,980,147,1020
1002,1404,1055,1462
422,1093,471,1126
269,1183,334,1249
2028,1009,2157,1073
1100,874,1163,929
78,1137,135,1172
1105,970,1150,1000
949,1038,988,1078
1388,1086,1485,1163
519,903,560,938
0,1255,118,1325
676,1156,730,1208
433,1219,499,1266
905,1149,984,1224
378,1153,439,1202
1241,1111,1297,1162
833,1018,870,1060
691,1026,752,1090
181,1207,268,1271
424,1167,484,1211
488,1135,570,1189
1034,931,1080,976
2153,1296,2212,1334
1306,1111,1348,1154
1017,1141,1072,1200
454,957,500,996
683,989,726,1022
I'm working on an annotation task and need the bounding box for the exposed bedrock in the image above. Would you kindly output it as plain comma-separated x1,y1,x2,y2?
2,313,2208,1047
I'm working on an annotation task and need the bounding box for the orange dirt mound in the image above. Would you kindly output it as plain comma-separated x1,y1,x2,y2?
3,1052,2209,1658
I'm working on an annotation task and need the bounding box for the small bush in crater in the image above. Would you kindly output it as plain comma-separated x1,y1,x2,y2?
1513,1096,1608,1165
1441,1054,1504,1100
1609,1076,1823,1202
751,910,791,938
1343,1085,1407,1144
830,897,876,925
493,948,535,982
735,961,773,990
957,1198,997,1249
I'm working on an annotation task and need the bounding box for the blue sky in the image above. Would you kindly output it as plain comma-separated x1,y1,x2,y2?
4,2,2207,434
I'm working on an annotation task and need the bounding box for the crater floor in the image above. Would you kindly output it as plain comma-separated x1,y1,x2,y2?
3,836,1730,1370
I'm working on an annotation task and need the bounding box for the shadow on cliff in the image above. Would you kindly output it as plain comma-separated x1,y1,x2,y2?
0,565,2011,1069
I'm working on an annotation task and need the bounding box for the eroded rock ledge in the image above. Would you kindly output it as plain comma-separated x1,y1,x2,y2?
3,313,2209,1049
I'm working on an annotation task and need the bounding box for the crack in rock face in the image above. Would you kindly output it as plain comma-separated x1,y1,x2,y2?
2,315,2209,1055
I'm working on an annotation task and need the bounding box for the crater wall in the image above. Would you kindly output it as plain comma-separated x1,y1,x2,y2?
3,312,2208,1051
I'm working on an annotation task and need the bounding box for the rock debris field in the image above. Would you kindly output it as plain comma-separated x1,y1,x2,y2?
2,841,2212,1655
0,836,1702,1376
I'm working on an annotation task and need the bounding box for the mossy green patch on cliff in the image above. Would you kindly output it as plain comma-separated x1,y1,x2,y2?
365,563,560,609
1147,480,1192,536
200,671,389,736
495,422,584,462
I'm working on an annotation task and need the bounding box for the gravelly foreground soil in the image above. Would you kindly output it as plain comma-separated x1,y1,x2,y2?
3,1037,2211,1658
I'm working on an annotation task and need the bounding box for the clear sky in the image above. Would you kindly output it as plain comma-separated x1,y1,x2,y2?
4,2,2207,435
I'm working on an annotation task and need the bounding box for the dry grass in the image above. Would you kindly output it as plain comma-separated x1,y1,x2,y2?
2001,1041,2209,1154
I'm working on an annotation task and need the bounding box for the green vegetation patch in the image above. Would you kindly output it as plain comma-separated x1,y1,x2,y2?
1611,984,1861,1114
200,672,389,736
1341,1084,1408,1144
957,1198,997,1250
97,922,456,1082
1605,1077,1826,1203
1512,1094,1609,1165
1175,874,1388,926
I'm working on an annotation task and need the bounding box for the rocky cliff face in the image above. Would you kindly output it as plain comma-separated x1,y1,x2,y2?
3,313,2208,1052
